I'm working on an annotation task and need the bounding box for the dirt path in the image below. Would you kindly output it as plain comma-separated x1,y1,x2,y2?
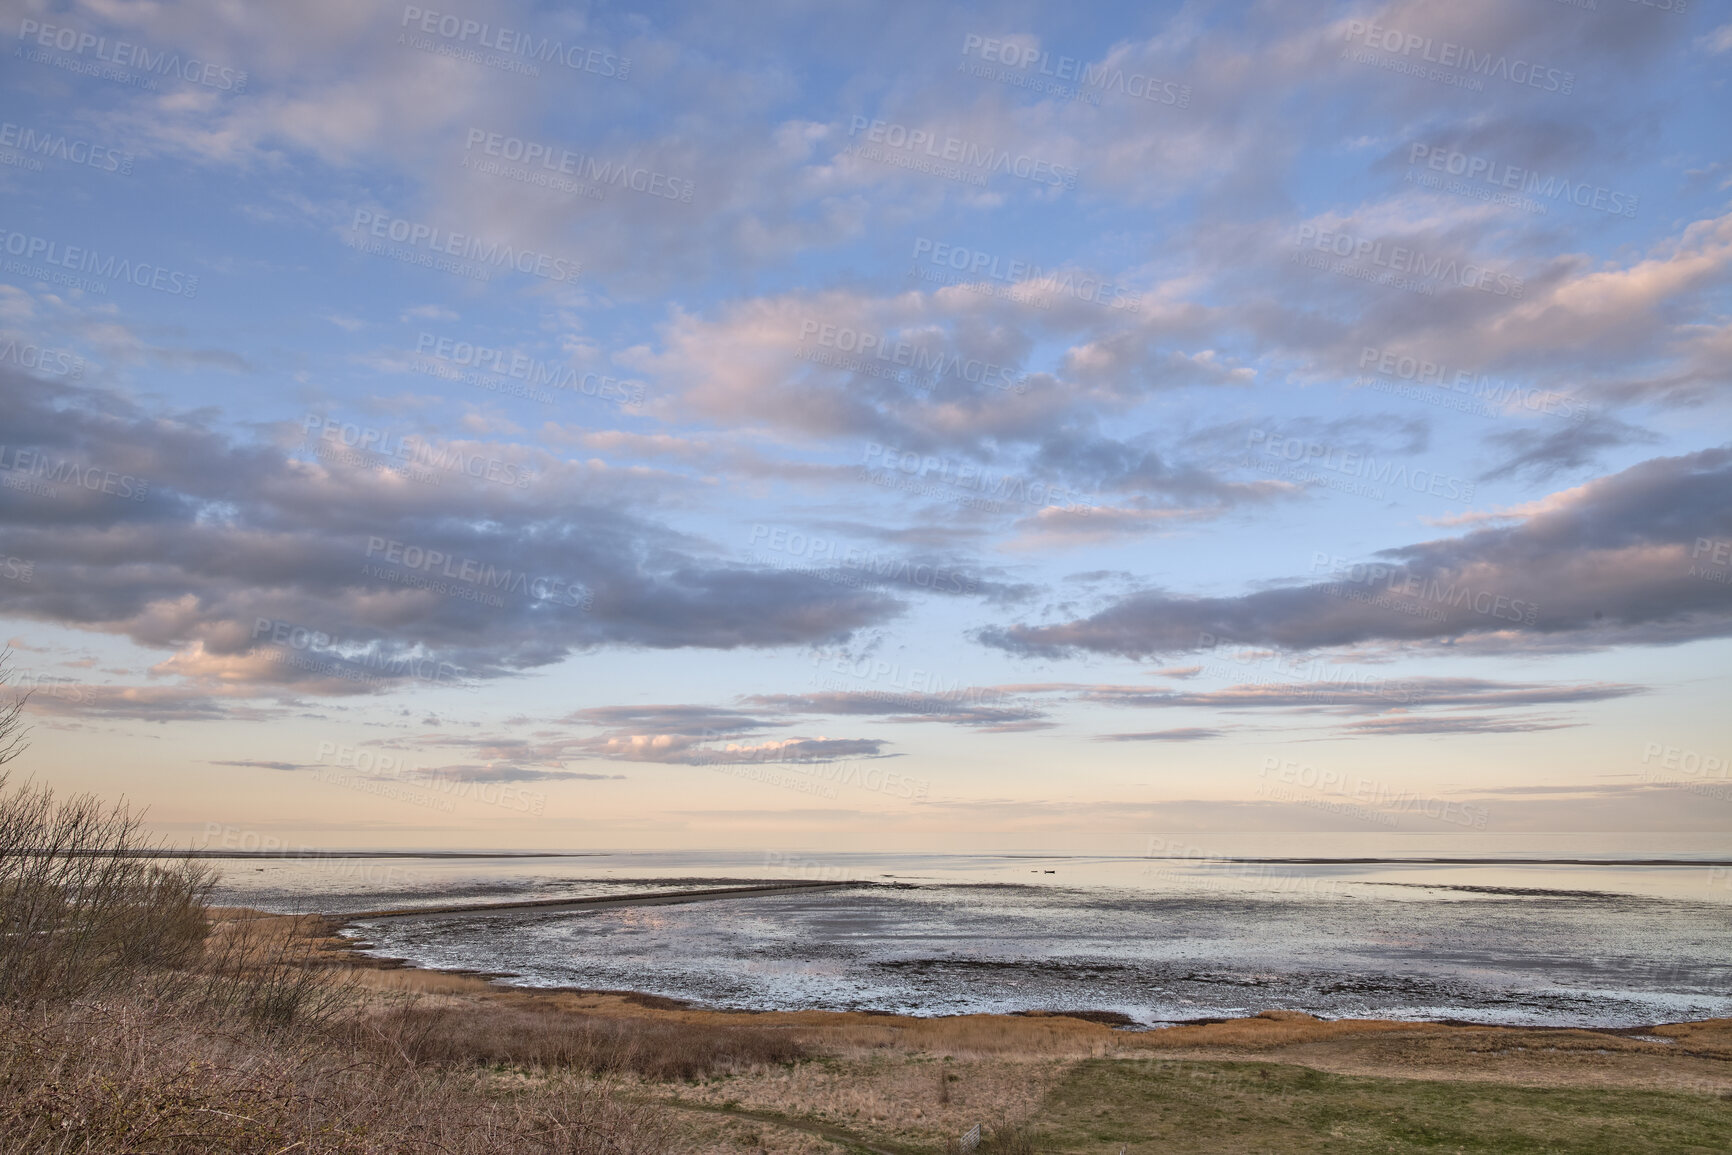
654,1098,920,1155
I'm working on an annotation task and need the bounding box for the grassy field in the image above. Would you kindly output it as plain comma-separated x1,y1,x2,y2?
1021,1057,1732,1154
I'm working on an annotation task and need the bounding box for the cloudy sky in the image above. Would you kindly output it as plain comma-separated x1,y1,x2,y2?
1,0,1729,851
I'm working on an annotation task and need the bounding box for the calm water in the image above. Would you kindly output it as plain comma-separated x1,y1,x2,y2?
209,839,1732,1029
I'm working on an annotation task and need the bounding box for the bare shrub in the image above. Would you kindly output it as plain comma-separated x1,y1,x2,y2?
0,649,26,769
0,757,353,1028
0,773,215,1004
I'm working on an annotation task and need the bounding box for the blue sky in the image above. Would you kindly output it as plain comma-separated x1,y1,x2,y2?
1,0,1729,850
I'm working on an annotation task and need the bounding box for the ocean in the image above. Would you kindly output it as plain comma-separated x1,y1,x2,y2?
208,837,1732,1029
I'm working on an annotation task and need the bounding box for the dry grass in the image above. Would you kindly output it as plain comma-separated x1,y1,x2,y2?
0,994,671,1154
667,1054,1066,1144
372,1001,807,1080
172,910,362,1028
338,960,1124,1062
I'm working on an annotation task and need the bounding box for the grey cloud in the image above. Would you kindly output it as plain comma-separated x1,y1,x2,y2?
208,759,311,771
526,703,894,765
1094,728,1224,742
563,705,779,738
0,370,908,703
612,736,891,766
20,684,273,722
1028,429,1294,509
1338,714,1578,736
980,449,1732,657
392,703,906,767
1478,413,1662,483
1469,783,1660,796
746,690,1050,730
642,289,1284,531
417,764,622,783
1079,677,1642,716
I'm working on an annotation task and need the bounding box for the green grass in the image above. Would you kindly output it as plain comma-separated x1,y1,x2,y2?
1023,1058,1732,1154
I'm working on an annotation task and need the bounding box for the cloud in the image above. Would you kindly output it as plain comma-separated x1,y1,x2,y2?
208,759,311,771
1078,676,1642,716
1094,727,1223,742
745,690,1049,730
0,369,913,709
501,702,899,765
1319,209,1732,408
593,735,890,766
634,288,1291,540
417,764,622,783
1478,413,1662,483
562,704,780,737
980,449,1732,657
1336,714,1577,736
21,684,272,722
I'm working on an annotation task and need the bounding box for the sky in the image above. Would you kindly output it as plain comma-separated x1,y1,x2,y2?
0,0,1729,853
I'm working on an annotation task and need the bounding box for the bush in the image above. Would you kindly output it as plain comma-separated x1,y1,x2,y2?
0,773,215,1005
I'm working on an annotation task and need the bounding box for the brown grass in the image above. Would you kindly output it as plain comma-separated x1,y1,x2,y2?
371,1001,807,1081
666,1053,1068,1145
0,994,671,1155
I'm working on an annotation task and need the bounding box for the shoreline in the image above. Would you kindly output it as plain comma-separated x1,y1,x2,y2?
313,909,1728,1039
301,916,1732,1107
222,906,1732,1148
